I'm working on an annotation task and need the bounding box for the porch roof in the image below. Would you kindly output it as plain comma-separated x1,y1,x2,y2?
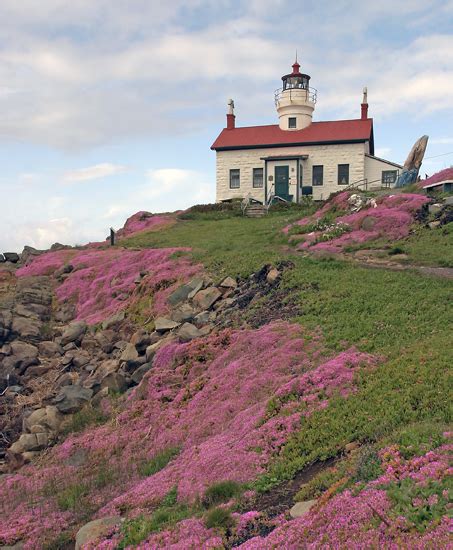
260,154,309,161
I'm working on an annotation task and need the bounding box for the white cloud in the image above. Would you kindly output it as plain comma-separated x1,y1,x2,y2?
62,163,128,183
374,148,392,158
430,137,453,145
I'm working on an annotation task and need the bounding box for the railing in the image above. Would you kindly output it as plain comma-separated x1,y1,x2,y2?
343,177,394,193
274,86,317,107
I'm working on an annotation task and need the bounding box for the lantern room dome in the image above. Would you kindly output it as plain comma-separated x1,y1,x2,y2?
281,60,311,91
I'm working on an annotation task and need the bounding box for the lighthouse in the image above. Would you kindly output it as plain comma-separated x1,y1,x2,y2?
275,58,317,131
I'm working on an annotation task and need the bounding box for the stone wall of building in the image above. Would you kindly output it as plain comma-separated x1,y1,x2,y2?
215,142,367,202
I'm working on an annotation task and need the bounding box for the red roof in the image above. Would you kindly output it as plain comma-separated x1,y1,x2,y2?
211,119,374,151
422,168,453,188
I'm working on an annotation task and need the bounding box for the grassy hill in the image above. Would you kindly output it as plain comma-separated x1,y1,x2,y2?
0,192,451,549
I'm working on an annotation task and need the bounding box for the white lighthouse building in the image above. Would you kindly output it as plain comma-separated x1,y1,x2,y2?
211,59,402,202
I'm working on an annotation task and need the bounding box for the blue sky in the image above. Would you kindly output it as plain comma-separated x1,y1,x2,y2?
1,0,452,251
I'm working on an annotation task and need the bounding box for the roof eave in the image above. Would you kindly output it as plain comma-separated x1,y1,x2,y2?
212,138,370,152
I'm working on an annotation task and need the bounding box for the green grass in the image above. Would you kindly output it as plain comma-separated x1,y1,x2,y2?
139,447,180,477
204,507,235,530
121,209,310,279
392,224,453,267
61,405,108,435
56,482,89,511
202,480,242,507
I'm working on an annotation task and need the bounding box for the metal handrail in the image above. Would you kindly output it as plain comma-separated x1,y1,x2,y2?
274,86,317,106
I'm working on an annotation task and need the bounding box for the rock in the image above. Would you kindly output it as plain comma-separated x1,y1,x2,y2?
0,254,5,263
154,317,180,332
120,343,139,363
220,276,237,289
9,341,39,371
177,322,203,342
345,441,360,453
193,310,210,327
38,341,63,357
428,203,443,215
94,330,116,353
64,448,88,467
168,284,193,307
361,216,378,231
192,287,222,310
130,330,151,354
289,499,317,519
170,303,197,323
187,278,205,300
54,304,75,323
60,321,87,346
266,268,280,284
11,317,42,341
56,372,73,388
9,432,49,453
100,372,128,393
3,252,20,263
428,221,440,229
24,364,53,377
72,350,91,368
444,196,453,206
90,387,109,408
131,363,153,385
198,324,214,337
75,517,122,550
101,311,125,330
54,385,93,413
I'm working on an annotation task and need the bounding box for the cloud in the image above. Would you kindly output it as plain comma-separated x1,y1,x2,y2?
62,163,128,183
430,137,453,145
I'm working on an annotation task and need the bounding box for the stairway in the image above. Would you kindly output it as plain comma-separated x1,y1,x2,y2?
244,204,267,218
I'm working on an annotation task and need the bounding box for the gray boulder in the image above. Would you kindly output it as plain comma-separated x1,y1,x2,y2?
154,317,180,332
60,321,87,346
177,322,203,342
9,341,39,372
3,252,20,263
100,372,128,393
38,341,63,357
75,517,122,550
54,385,93,413
289,500,316,519
192,287,222,310
131,363,153,385
119,343,139,363
11,317,42,341
220,276,237,289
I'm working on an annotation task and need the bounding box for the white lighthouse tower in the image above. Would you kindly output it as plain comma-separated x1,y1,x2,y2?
275,58,317,131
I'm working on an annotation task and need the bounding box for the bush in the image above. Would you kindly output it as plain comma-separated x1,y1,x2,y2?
178,202,242,220
353,446,382,483
204,507,235,530
139,447,179,477
202,480,242,507
56,482,88,511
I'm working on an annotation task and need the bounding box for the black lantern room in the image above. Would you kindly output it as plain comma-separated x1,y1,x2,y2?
282,60,311,91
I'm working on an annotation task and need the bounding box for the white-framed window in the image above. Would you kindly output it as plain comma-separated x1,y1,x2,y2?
229,169,240,189
313,165,323,186
288,117,297,129
253,168,264,188
382,170,398,185
338,164,350,185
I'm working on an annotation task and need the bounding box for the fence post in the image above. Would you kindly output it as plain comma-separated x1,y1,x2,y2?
110,228,116,246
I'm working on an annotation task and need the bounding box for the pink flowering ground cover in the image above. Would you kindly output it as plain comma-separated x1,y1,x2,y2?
16,247,199,323
0,322,380,548
285,193,430,254
237,443,452,549
116,211,175,239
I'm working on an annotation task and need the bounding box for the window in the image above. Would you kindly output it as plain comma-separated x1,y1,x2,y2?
229,169,240,189
288,117,297,129
253,168,264,188
312,165,324,186
338,164,349,185
382,170,397,185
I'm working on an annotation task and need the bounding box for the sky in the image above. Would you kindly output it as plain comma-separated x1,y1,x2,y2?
0,0,452,252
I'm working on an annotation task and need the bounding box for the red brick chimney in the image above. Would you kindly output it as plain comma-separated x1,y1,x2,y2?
226,99,235,129
361,87,368,120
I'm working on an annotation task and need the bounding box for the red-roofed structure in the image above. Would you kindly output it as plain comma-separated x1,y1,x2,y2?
211,119,374,152
212,60,402,203
422,168,453,191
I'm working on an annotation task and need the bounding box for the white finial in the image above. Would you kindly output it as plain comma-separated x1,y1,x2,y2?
227,98,235,115
362,87,368,104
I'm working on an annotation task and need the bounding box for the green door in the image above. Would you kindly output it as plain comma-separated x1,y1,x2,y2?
275,165,290,200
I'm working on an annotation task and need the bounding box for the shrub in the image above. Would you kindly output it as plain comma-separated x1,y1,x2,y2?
204,507,235,530
388,246,406,255
294,467,344,501
202,480,242,507
178,202,242,220
353,446,382,483
56,482,88,511
139,447,180,477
